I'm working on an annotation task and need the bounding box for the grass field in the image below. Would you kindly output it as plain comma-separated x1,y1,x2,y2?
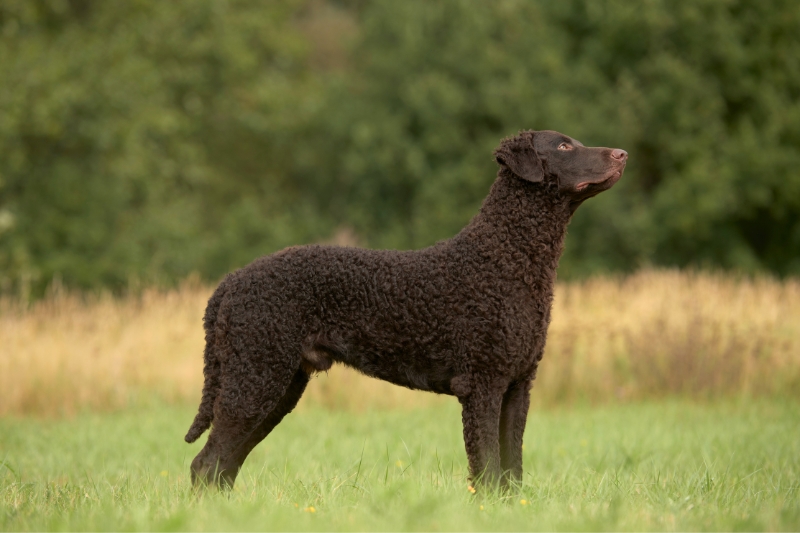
1,271,799,530
1,400,799,531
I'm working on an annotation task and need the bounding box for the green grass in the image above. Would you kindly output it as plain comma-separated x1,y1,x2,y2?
1,400,799,531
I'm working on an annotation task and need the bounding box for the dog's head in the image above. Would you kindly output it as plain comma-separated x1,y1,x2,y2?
493,130,627,212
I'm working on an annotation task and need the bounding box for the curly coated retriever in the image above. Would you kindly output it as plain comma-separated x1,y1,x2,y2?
185,130,627,489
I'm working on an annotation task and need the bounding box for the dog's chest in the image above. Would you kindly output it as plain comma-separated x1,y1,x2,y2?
501,287,553,359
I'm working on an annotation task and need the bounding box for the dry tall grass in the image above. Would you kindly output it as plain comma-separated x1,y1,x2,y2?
1,271,798,417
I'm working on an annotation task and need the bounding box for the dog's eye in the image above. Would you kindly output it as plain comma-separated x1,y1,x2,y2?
558,142,572,151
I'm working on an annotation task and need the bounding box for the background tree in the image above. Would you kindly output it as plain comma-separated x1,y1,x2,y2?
0,0,326,295
313,0,800,277
1,0,798,297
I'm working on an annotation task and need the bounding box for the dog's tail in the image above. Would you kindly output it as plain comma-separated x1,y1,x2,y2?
185,281,228,443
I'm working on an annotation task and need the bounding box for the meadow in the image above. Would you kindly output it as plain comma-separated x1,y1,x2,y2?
2,401,798,530
1,271,799,530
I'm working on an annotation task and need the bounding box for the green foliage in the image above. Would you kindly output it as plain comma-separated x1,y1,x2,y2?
0,0,327,295
1,0,799,295
1,401,799,530
317,0,800,277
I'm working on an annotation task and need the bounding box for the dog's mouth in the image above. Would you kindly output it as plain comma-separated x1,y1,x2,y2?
574,166,624,192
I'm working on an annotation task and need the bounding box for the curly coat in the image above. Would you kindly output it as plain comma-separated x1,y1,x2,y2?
185,130,628,489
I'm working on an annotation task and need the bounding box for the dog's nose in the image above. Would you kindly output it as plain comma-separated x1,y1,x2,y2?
610,149,628,161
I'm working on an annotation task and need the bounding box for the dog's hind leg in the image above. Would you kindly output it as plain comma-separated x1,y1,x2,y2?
226,368,310,479
190,368,309,489
189,322,312,491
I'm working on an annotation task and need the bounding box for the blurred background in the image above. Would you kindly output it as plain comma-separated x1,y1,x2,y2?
1,0,799,416
1,0,799,299
3,6,800,527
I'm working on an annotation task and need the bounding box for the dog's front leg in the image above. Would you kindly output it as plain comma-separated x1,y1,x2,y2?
454,376,505,489
499,377,532,488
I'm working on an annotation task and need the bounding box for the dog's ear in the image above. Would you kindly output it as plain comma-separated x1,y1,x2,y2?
493,131,543,183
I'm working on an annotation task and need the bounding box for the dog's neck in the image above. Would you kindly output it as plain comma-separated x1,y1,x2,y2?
451,174,572,282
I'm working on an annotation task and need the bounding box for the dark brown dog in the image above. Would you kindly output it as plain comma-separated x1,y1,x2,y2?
185,130,627,489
